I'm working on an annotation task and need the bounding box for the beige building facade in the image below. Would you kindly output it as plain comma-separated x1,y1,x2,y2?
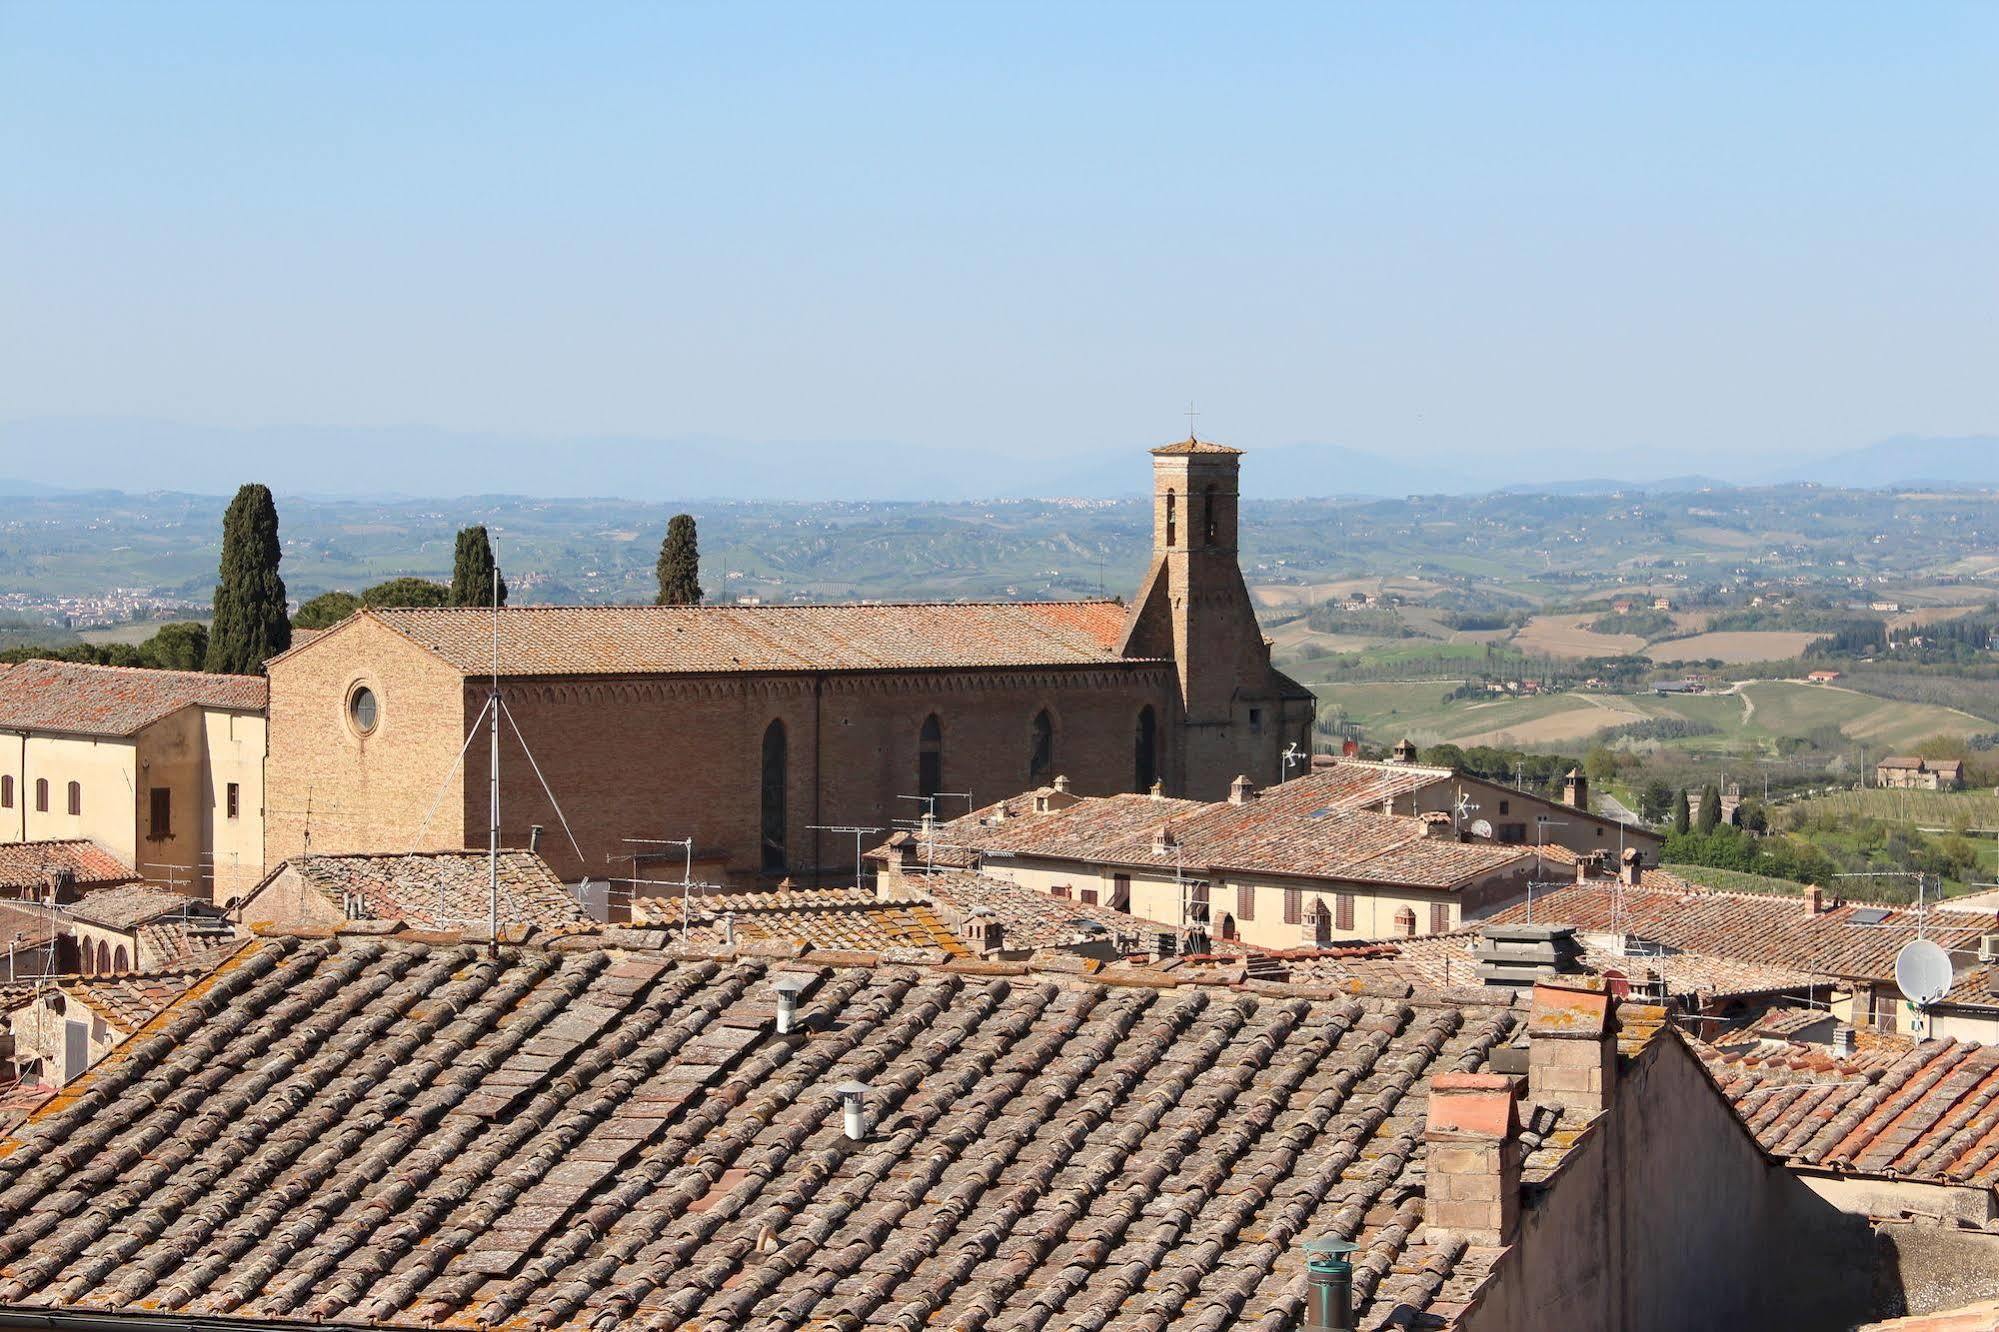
0,661,267,904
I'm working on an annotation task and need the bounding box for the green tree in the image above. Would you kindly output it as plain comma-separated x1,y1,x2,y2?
142,622,209,671
1639,780,1675,824
450,525,508,607
1671,788,1691,836
204,483,291,674
362,577,452,609
655,513,702,605
294,590,363,629
1582,744,1618,788
1697,783,1723,834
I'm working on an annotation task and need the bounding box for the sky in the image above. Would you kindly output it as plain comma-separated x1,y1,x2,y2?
2,2,1996,494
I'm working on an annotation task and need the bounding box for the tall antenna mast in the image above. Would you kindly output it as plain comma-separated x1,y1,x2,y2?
488,561,501,955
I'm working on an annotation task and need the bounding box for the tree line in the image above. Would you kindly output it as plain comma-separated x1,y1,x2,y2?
1,483,709,676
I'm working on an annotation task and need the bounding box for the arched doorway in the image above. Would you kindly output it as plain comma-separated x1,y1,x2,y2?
760,720,788,873
1029,709,1055,785
1219,913,1238,943
1310,900,1332,948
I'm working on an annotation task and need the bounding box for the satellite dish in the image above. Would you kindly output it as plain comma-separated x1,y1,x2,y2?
1895,938,1953,1008
1470,819,1494,840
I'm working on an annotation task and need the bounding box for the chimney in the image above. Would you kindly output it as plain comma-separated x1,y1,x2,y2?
1527,983,1616,1119
1804,884,1825,916
1422,1073,1522,1248
1562,768,1588,810
1053,774,1070,794
1299,1239,1359,1332
720,913,736,947
1619,847,1643,888
529,824,544,855
771,973,809,1034
1832,1024,1856,1058
835,1081,872,1141
1229,774,1257,805
1420,811,1455,840
1149,779,1166,800
1152,823,1177,856
1391,738,1418,764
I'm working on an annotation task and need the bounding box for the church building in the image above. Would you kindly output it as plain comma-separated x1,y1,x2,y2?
262,439,1313,888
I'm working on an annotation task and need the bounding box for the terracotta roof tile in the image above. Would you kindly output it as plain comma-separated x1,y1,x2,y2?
67,884,207,930
250,850,592,934
0,933,1532,1330
1485,872,1993,983
0,659,265,737
335,600,1146,676
0,841,136,895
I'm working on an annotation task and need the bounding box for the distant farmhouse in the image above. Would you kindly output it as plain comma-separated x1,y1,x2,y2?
1874,755,1966,791
261,441,1315,887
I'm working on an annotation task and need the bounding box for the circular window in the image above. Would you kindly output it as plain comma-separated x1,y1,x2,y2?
348,685,379,735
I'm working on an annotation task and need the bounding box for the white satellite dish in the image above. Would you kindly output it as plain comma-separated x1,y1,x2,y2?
1895,938,1953,1008
1469,819,1494,840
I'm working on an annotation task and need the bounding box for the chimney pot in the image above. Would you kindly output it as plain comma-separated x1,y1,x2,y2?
1527,983,1616,1119
529,824,544,854
1053,774,1070,793
1229,775,1256,805
1805,884,1825,916
1832,1024,1856,1058
771,973,809,1033
1619,847,1643,888
1422,1072,1522,1248
1149,779,1165,800
835,1080,872,1141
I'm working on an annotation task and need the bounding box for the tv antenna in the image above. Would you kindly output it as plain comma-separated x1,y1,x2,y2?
807,825,884,890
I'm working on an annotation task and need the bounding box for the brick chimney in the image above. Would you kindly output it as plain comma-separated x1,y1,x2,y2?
1423,1073,1522,1248
1804,884,1825,916
1229,774,1257,805
1619,847,1643,888
1391,738,1419,764
1420,811,1455,840
1528,983,1616,1119
1563,768,1588,810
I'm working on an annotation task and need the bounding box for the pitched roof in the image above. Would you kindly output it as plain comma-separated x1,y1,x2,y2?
58,944,245,1032
1150,437,1243,456
631,887,970,959
1483,871,1995,983
1704,1036,1999,1187
0,932,1533,1330
0,659,265,737
329,601,1145,676
251,850,591,934
67,884,207,931
0,841,136,895
925,767,1535,890
0,902,66,951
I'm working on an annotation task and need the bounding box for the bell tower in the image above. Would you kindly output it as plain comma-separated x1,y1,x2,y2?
1120,435,1303,799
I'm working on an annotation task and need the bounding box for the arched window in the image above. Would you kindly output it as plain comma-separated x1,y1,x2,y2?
1219,913,1238,942
112,945,129,972
1134,705,1158,793
1203,484,1218,546
94,941,110,974
760,720,788,874
66,781,80,816
1164,489,1177,548
918,714,943,802
33,779,48,813
0,775,11,808
1029,710,1055,784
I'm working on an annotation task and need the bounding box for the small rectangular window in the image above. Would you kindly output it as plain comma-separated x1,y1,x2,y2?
1498,800,1511,816
1336,893,1355,931
1079,888,1098,906
1283,888,1302,925
226,782,241,819
149,787,172,839
1,775,12,808
1237,882,1255,922
1050,885,1071,901
1248,708,1263,734
1431,903,1451,934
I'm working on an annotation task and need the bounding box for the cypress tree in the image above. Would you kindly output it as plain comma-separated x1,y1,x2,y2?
204,483,291,674
1697,783,1723,834
656,514,703,605
1670,787,1691,836
450,525,507,607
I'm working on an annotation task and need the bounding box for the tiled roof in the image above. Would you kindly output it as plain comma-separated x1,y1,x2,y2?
926,768,1535,890
0,901,68,950
1704,1036,1999,1186
1150,437,1244,456
61,946,245,1032
918,869,1214,952
0,932,1533,1330
67,884,206,931
1484,872,1995,983
1859,1298,1999,1330
1574,941,1822,1002
135,915,242,971
631,888,970,960
0,659,266,737
0,841,136,895
252,851,592,934
336,601,1146,676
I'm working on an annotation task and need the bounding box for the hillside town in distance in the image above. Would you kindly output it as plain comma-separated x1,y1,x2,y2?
0,435,1997,1332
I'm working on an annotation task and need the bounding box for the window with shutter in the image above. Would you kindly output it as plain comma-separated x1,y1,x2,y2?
1283,888,1301,925
1431,903,1450,934
1335,893,1355,931
1237,883,1255,921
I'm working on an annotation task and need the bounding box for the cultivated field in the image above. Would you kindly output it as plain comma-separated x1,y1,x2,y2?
1740,682,1990,751
1511,613,1647,659
1784,788,1999,829
1646,631,1820,664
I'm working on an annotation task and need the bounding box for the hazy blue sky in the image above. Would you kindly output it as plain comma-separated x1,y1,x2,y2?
3,2,1995,485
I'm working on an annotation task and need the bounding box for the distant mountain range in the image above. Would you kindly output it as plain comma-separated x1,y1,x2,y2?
1,418,1993,503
